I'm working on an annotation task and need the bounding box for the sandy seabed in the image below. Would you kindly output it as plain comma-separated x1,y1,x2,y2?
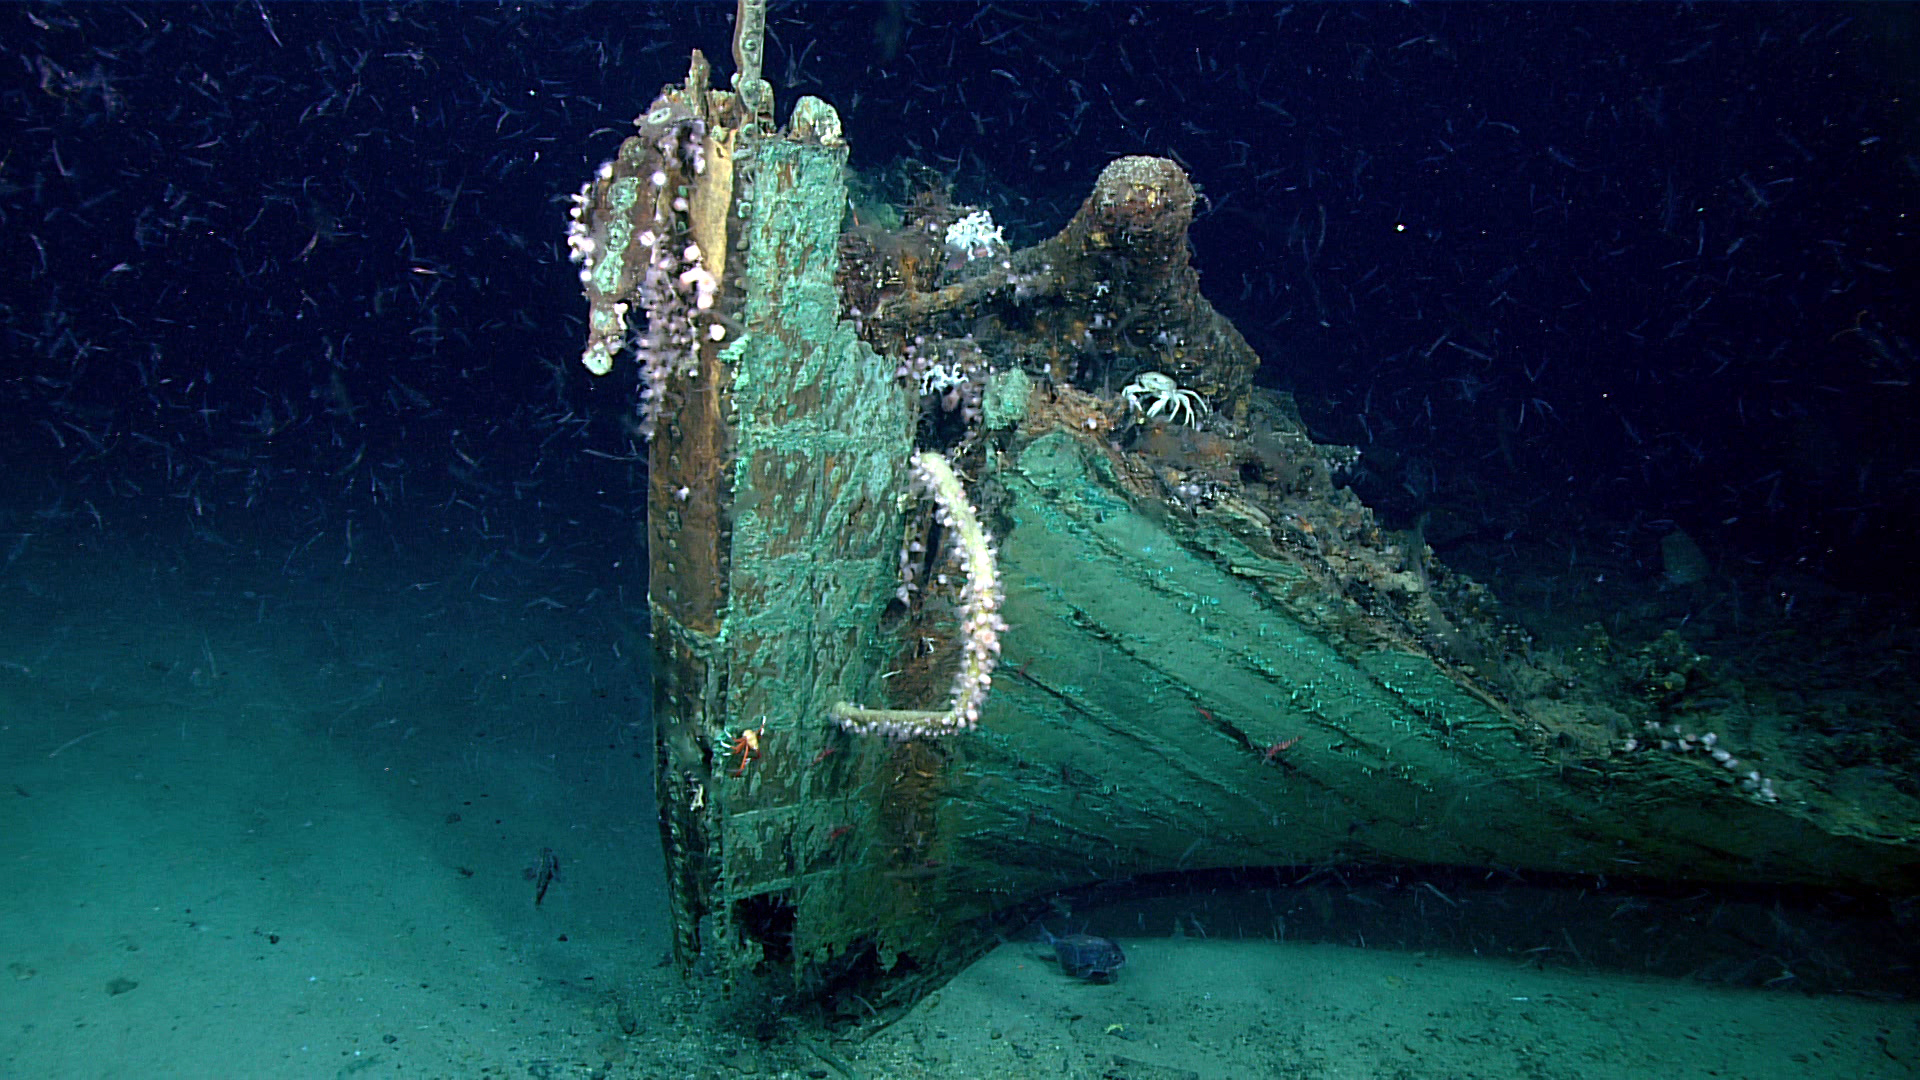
2,525,1913,1080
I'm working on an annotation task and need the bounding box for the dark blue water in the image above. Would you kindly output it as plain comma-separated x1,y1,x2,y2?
2,6,1914,1076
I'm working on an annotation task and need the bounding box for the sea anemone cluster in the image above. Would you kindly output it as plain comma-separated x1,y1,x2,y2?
565,94,712,438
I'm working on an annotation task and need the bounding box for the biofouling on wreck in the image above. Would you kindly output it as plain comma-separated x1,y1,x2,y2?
561,9,1919,1020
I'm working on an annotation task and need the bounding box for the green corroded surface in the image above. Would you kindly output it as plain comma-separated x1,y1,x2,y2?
914,432,1917,905
724,139,911,688
590,176,639,298
700,134,923,981
669,130,1920,1017
981,368,1032,431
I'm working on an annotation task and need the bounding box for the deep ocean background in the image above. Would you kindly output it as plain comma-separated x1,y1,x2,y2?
3,5,1919,1077
4,3,1916,598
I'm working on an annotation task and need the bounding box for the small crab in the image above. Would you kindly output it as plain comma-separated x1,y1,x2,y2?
722,724,764,777
1122,371,1210,427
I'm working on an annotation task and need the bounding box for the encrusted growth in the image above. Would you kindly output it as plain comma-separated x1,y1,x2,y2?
834,450,1006,739
566,94,714,437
